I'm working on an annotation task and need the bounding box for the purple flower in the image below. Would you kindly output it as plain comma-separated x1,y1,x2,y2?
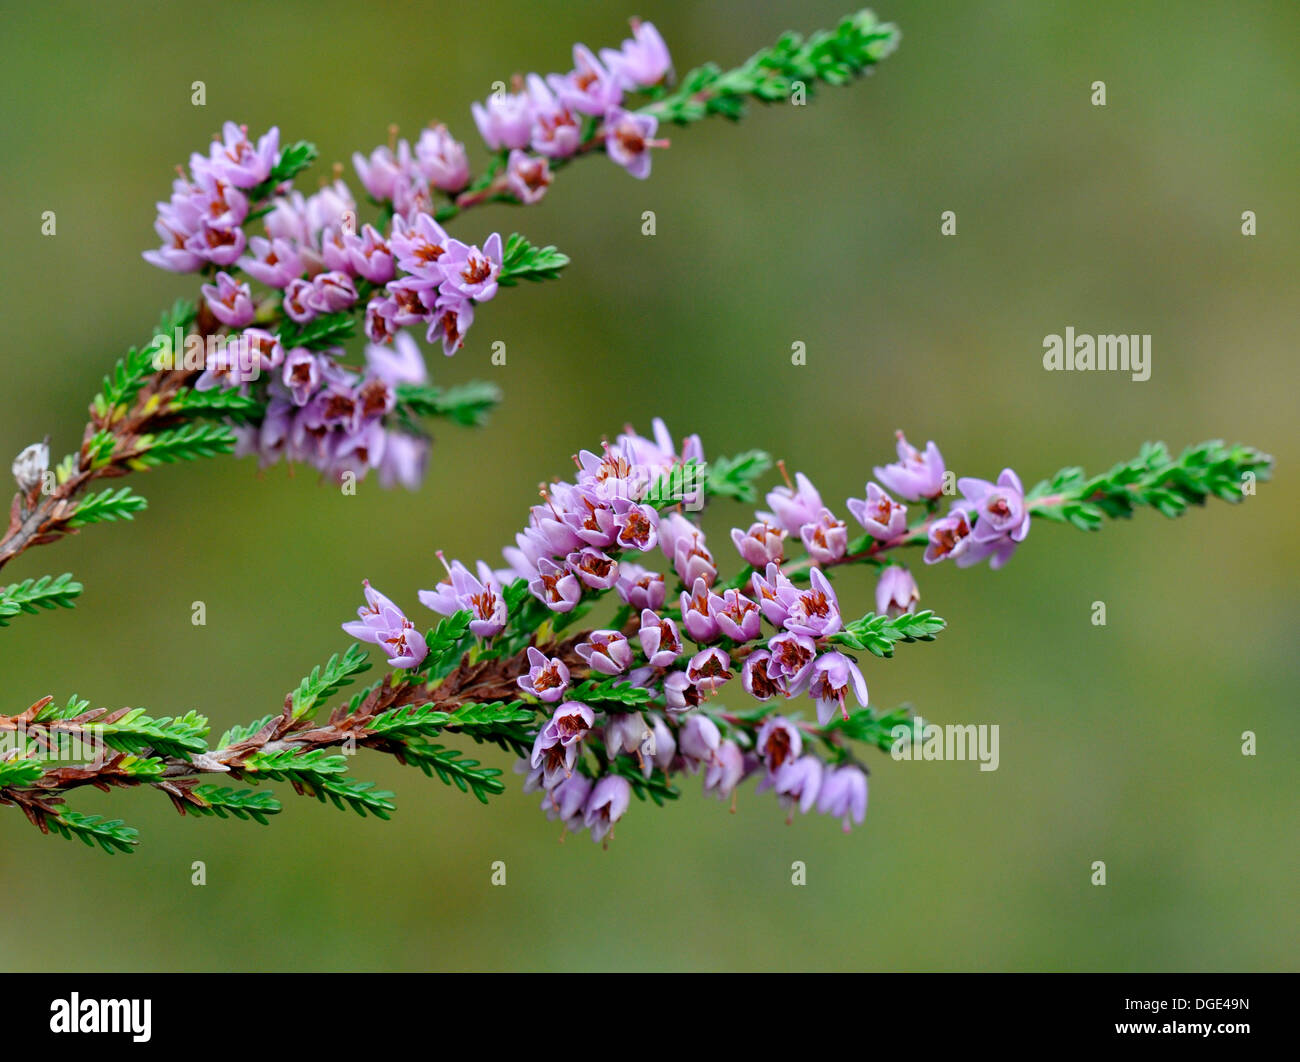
352,143,408,202
809,651,868,726
680,578,721,643
741,650,786,701
817,764,868,832
341,581,428,669
756,716,803,773
731,520,787,569
505,149,552,205
782,568,843,638
847,482,909,540
662,670,701,713
799,509,848,565
687,647,732,693
186,217,246,267
526,75,583,158
377,432,429,490
344,224,396,285
207,122,279,188
612,498,658,552
307,271,358,314
661,514,716,587
439,235,503,301
240,236,304,288
428,294,474,356
923,509,974,565
551,44,623,117
541,700,595,748
763,472,824,535
603,711,650,762
414,124,469,192
281,347,320,406
471,89,535,152
875,566,919,618
575,630,633,675
389,212,449,277
644,714,676,777
678,714,721,767
874,431,946,501
769,755,824,819
750,562,798,627
584,775,631,843
516,646,571,703
567,547,620,591
200,271,254,328
543,772,592,833
703,740,745,801
530,731,579,789
638,610,682,668
282,278,317,324
600,19,673,88
604,107,661,179
955,468,1032,569
615,564,666,611
418,556,507,639
531,701,594,787
364,331,427,388
765,632,818,694
529,557,583,612
709,588,762,643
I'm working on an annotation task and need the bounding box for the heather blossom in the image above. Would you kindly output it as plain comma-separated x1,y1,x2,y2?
516,647,571,703
340,581,427,669
875,565,920,617
874,431,946,501
848,482,909,540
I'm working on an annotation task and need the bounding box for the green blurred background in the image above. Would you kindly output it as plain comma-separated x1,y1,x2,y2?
0,0,1295,971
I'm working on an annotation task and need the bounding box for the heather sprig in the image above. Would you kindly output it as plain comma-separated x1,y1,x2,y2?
0,423,1270,851
1,10,901,612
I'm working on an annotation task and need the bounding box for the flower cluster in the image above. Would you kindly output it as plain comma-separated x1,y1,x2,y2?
341,419,1044,843
139,23,678,490
470,20,671,180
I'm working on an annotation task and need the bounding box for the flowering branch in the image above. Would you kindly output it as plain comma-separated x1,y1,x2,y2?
1,9,900,619
2,424,1270,851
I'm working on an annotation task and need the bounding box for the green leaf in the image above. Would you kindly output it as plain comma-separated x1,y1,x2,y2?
190,784,282,823
421,609,475,679
217,714,274,749
1029,440,1274,528
823,705,925,753
0,757,45,787
394,741,505,804
297,776,395,819
98,709,210,759
368,699,534,739
168,387,266,423
832,610,946,657
241,747,349,782
568,678,654,708
245,140,318,203
291,644,372,720
47,811,138,854
131,423,236,467
395,381,503,428
705,450,773,504
276,311,355,350
498,233,570,285
0,573,83,626
67,486,148,528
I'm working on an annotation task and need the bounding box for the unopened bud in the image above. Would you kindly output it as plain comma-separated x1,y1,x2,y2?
12,441,49,493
